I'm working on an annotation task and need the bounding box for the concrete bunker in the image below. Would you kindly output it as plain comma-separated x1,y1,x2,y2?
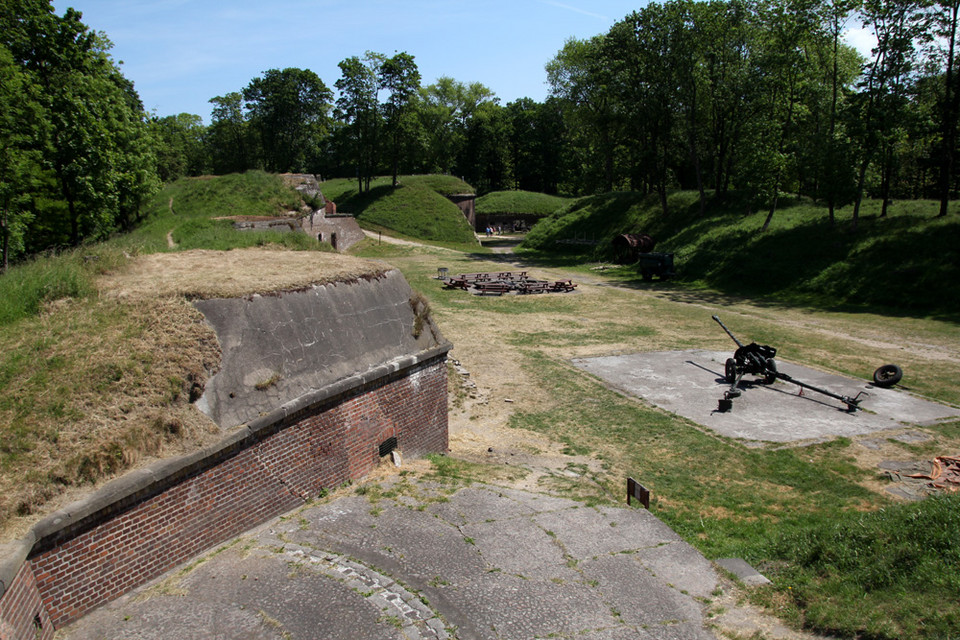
0,251,451,638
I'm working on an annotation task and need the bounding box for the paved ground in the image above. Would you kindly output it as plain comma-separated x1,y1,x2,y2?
58,481,723,640
573,350,960,444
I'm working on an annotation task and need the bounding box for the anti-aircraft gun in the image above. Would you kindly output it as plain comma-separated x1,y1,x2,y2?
712,315,870,413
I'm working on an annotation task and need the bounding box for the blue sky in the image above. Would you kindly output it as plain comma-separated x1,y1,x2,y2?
50,0,644,123
50,1,876,125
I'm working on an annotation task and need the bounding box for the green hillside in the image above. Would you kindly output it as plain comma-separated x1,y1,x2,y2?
475,190,573,216
320,175,478,245
522,191,960,318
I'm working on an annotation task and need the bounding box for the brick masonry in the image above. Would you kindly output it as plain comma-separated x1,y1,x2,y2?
0,353,448,637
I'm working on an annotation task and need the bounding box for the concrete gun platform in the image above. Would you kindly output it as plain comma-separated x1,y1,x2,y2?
59,482,721,640
573,351,960,444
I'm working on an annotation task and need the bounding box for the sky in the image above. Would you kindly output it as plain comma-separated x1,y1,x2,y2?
50,0,876,125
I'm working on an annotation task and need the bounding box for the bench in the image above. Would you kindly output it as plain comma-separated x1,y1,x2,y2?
551,280,577,292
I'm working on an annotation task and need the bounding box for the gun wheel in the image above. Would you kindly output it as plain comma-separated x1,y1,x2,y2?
724,358,737,383
873,364,902,388
762,358,778,384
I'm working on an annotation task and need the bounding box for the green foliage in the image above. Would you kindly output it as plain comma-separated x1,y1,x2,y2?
0,247,126,327
243,68,332,173
475,190,572,216
765,493,960,639
521,191,960,316
1,1,159,258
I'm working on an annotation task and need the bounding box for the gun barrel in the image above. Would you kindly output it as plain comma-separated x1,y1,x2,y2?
712,315,745,349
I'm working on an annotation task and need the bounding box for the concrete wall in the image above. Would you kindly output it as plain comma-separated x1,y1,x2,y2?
0,270,451,637
299,212,366,252
447,194,476,228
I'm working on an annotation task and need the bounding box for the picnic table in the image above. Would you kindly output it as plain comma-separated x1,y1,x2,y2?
518,281,550,294
551,279,577,292
475,281,513,296
441,277,470,290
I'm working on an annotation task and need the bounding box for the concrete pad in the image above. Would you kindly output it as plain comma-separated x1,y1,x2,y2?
715,558,772,587
59,483,723,640
573,351,960,444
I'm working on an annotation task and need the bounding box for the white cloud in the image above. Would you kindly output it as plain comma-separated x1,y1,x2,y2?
843,26,877,60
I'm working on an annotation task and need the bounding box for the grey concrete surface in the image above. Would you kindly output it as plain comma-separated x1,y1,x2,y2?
715,559,771,587
195,270,447,429
573,350,960,444
58,482,722,640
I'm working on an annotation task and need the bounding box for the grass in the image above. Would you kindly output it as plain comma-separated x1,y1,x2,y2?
353,235,960,640
520,191,960,319
760,492,960,639
0,247,125,326
2,171,958,638
116,171,313,253
0,171,380,536
318,175,478,245
475,190,573,216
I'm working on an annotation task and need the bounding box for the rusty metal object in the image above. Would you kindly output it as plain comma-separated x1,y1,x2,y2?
612,233,655,264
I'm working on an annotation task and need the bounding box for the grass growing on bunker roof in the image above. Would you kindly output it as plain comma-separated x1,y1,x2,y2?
0,246,390,540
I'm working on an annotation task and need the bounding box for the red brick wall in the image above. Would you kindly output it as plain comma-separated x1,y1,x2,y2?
0,562,54,640
0,354,447,636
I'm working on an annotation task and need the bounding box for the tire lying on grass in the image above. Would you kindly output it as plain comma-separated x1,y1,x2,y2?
873,364,903,388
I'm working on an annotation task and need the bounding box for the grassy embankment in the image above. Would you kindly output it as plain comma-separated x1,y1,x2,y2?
2,173,958,639
343,189,960,640
475,190,573,217
319,174,479,248
0,171,340,536
522,191,960,319
0,170,480,537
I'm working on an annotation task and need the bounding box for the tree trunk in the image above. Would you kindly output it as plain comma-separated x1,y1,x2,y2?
1,209,8,275
939,2,959,217
851,157,870,232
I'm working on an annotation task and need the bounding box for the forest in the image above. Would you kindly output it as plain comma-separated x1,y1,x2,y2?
1,0,958,270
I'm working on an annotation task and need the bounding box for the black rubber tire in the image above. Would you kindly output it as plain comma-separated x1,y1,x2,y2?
725,358,738,384
873,364,902,387
763,358,778,384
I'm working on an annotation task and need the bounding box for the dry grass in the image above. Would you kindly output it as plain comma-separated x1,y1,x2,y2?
0,248,392,541
98,247,389,300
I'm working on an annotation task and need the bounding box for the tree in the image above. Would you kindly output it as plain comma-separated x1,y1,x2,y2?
756,0,824,232
243,68,332,173
152,113,207,182
416,77,497,177
2,1,158,247
461,100,512,194
934,0,959,216
335,53,382,192
0,44,42,272
548,36,622,194
208,92,252,174
849,0,931,228
380,52,421,187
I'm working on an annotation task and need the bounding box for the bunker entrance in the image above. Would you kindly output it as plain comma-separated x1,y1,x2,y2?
379,436,398,458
